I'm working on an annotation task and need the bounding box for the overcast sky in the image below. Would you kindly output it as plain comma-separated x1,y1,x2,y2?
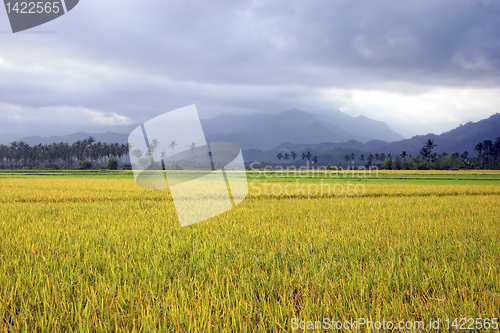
1,0,500,142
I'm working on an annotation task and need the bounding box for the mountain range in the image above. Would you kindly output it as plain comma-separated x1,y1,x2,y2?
203,108,404,150
17,131,130,147
14,108,404,149
244,112,500,163
11,109,500,163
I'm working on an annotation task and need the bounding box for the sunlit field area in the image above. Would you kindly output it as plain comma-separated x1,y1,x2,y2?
1,171,499,331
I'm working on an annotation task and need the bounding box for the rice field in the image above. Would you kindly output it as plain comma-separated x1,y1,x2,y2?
0,171,499,332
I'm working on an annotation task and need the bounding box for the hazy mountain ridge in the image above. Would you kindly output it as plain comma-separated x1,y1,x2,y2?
204,108,404,150
251,113,500,161
12,111,499,164
18,132,129,146
14,108,404,149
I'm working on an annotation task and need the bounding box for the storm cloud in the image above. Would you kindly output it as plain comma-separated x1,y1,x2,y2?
1,0,500,141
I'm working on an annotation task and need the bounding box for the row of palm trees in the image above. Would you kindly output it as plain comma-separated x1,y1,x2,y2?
0,136,205,169
276,151,319,164
274,137,500,168
129,140,199,164
3,136,499,169
0,137,129,168
343,152,390,166
276,149,399,167
474,138,500,168
281,140,443,167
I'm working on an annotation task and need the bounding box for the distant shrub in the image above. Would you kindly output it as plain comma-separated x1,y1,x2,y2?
107,156,119,170
78,160,93,170
164,163,184,170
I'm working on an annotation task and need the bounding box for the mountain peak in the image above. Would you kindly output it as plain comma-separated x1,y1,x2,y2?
271,108,318,127
280,108,309,115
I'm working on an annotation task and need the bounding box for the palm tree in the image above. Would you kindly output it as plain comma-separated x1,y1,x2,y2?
87,136,96,146
344,154,350,163
400,151,408,163
9,142,17,168
350,153,355,163
494,137,500,162
374,153,379,161
482,139,493,169
420,139,437,162
301,152,307,160
367,154,374,167
461,151,469,160
312,155,318,164
419,147,428,160
290,151,297,160
131,149,143,160
116,143,128,165
425,138,437,151
169,140,178,163
360,154,365,162
95,141,103,164
150,138,160,160
474,142,483,163
189,142,197,161
276,153,283,160
306,151,311,162
284,153,290,160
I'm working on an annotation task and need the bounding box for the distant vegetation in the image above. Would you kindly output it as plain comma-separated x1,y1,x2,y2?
0,137,130,170
274,138,500,170
2,135,500,171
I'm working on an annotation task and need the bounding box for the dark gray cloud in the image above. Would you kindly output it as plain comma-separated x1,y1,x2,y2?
1,0,500,142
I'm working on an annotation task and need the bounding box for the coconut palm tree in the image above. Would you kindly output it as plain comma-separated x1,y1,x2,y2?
367,154,374,167
421,139,437,162
150,138,160,160
400,151,408,163
290,151,297,160
483,139,493,169
131,149,143,160
494,137,500,162
189,142,197,160
276,153,283,160
169,141,178,163
474,142,483,163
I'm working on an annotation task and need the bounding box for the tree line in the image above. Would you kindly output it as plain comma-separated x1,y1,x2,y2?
129,140,199,164
0,137,129,170
276,137,500,170
2,136,499,170
276,151,319,164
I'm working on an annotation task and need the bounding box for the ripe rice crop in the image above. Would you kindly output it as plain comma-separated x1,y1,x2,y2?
0,176,499,332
